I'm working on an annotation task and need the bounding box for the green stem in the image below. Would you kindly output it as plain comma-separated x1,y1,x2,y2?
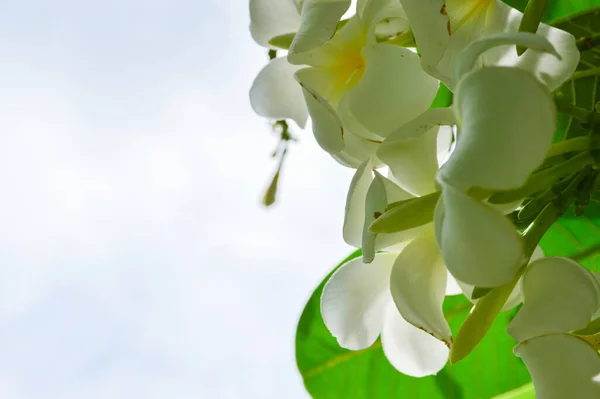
516,0,548,55
489,151,595,204
521,174,581,258
572,68,600,81
545,136,591,157
576,33,600,52
555,100,600,125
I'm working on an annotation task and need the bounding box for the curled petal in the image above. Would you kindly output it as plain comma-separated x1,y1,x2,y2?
437,182,523,287
397,0,449,73
378,107,456,196
339,44,439,138
362,172,415,262
508,257,600,342
514,334,600,399
455,32,559,82
482,2,580,91
331,131,381,168
321,253,397,350
250,57,308,128
390,229,453,346
343,162,373,248
296,67,345,153
441,67,555,191
288,0,351,61
249,0,301,47
381,304,449,377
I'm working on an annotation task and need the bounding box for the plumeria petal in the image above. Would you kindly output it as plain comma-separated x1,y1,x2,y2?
249,0,301,48
402,0,578,90
381,303,449,377
321,253,397,350
362,172,416,262
454,32,559,82
437,182,523,287
458,246,544,310
331,130,382,168
339,44,439,138
250,57,308,128
378,107,456,196
482,2,579,91
296,67,345,153
397,0,449,73
514,334,600,399
288,0,352,60
508,257,600,342
390,229,453,346
362,171,388,262
441,67,555,191
359,0,408,44
343,162,373,248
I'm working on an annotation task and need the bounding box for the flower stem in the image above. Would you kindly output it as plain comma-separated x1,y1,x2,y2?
576,33,600,52
521,173,582,258
516,0,548,55
572,68,600,81
555,100,600,124
489,151,596,204
545,136,591,157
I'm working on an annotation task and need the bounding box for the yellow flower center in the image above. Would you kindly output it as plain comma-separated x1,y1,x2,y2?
444,0,495,34
324,19,368,105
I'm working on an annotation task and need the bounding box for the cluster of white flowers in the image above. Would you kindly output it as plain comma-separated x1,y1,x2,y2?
249,0,600,396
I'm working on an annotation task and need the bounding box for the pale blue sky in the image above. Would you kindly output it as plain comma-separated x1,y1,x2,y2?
0,1,355,397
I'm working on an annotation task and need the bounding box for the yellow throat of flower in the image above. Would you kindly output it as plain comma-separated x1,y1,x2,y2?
444,0,495,34
326,20,368,102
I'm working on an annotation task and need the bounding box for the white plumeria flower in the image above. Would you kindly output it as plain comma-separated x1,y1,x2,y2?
249,0,309,128
321,249,452,377
321,253,449,377
399,0,579,90
292,0,440,166
507,257,600,399
428,33,559,287
324,163,462,376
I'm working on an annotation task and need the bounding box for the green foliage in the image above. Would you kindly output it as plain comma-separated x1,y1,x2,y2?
296,253,530,399
553,8,600,141
540,7,600,271
540,201,600,270
503,0,599,22
491,383,535,399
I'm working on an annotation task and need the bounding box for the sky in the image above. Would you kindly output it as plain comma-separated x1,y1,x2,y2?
0,1,356,397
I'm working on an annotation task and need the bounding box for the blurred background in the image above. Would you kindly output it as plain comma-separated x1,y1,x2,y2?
0,1,355,397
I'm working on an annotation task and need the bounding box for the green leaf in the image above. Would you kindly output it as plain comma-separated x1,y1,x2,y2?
429,83,453,109
540,201,600,271
369,191,441,234
296,254,530,398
